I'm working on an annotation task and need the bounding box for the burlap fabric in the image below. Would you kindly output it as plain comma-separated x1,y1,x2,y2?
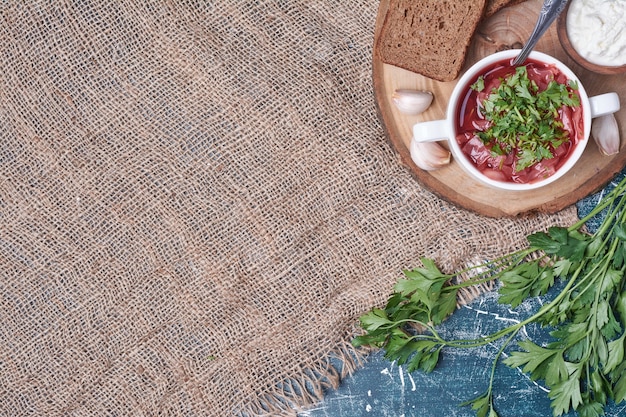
0,1,579,416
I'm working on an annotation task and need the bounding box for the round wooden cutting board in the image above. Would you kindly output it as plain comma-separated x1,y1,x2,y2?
373,0,626,217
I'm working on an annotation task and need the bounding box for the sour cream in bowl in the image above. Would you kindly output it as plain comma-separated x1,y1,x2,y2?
557,0,626,74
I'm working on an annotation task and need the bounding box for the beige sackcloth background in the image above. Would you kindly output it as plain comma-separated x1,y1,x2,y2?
0,1,579,416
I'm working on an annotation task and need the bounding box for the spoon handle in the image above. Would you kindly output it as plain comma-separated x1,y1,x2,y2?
512,0,570,66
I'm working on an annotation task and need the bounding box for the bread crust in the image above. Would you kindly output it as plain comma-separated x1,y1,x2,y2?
485,0,527,17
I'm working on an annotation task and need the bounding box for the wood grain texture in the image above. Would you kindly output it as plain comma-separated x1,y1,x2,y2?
373,0,626,217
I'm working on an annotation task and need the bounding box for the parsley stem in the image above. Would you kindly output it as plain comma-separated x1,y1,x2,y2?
462,265,586,348
445,249,537,290
567,251,612,307
569,176,626,232
487,327,521,402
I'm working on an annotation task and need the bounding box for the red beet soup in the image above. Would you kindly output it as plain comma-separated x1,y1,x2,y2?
455,58,584,184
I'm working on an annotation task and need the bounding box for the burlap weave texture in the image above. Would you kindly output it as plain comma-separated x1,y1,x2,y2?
0,1,578,416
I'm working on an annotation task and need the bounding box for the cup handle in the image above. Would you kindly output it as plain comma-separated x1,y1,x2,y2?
412,119,449,143
589,92,621,119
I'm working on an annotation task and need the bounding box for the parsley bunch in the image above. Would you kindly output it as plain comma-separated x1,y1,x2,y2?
471,65,580,171
353,175,626,417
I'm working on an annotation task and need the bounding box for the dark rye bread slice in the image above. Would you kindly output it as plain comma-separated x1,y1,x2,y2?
376,0,487,82
485,0,528,17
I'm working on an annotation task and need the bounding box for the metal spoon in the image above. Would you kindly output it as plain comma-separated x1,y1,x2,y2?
512,0,570,66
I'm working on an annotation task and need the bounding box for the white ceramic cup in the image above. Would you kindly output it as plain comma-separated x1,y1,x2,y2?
412,49,621,191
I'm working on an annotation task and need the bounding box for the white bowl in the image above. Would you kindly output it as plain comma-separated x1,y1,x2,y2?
412,49,620,191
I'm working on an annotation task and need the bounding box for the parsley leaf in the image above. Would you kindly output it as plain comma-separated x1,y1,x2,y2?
473,65,580,172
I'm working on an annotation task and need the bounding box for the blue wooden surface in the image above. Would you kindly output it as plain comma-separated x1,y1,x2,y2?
299,173,626,417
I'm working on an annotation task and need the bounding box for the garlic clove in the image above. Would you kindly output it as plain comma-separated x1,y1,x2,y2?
410,139,451,171
392,89,434,115
592,114,621,156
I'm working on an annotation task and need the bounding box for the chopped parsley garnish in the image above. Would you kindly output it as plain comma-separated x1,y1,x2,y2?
470,65,580,172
